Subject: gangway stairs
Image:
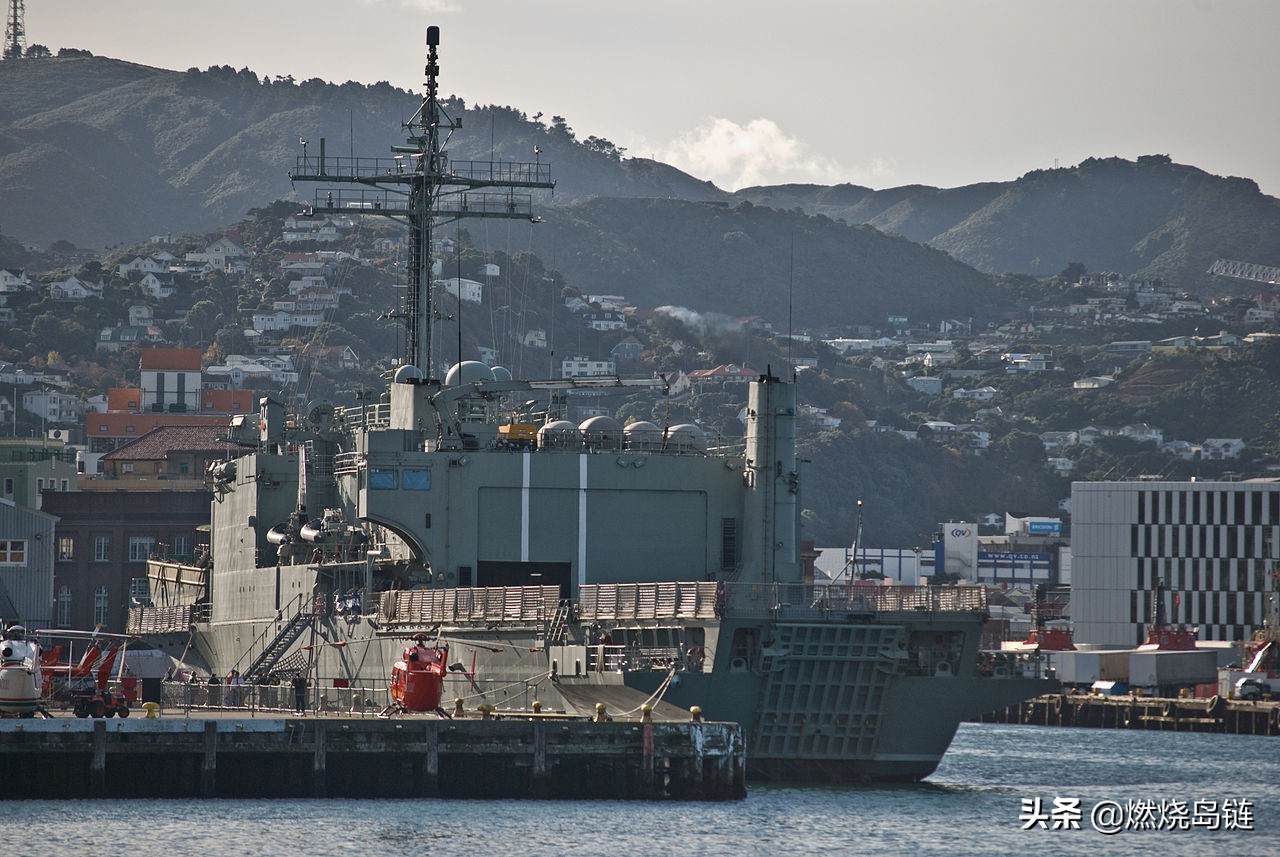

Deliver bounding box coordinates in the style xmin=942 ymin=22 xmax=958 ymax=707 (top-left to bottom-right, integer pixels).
xmin=243 ymin=608 xmax=314 ymax=683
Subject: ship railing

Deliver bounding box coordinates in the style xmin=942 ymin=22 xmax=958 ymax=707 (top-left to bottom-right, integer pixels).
xmin=577 ymin=582 xmax=720 ymax=622
xmin=336 ymin=402 xmax=393 ymax=433
xmin=127 ymin=603 xmax=208 ymax=635
xmin=158 ymin=680 xmax=392 ymax=717
xmin=720 ymin=582 xmax=989 ymax=619
xmin=378 ymin=585 xmax=561 ymax=626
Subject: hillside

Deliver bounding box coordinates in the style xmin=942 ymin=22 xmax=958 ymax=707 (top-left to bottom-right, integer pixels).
xmin=541 ymin=197 xmax=997 ymax=328
xmin=0 ymin=55 xmax=725 ymax=249
xmin=735 ymin=156 xmax=1280 ymax=293
xmin=5 ymin=54 xmax=1280 ymax=301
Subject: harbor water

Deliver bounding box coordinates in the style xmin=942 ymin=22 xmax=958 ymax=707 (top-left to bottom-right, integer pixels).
xmin=2 ymin=723 xmax=1274 ymax=856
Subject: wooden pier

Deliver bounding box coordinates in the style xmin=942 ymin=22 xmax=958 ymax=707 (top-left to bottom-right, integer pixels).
xmin=981 ymin=692 xmax=1280 ymax=736
xmin=0 ymin=714 xmax=745 ymax=800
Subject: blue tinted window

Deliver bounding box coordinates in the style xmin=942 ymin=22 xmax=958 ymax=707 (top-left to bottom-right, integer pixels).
xmin=369 ymin=469 xmax=398 ymax=489
xmin=403 ymin=469 xmax=431 ymax=491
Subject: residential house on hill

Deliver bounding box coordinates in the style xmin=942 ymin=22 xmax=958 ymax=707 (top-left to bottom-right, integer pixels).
xmin=0 ymin=268 xmax=31 ymax=292
xmin=137 ymin=272 xmax=175 ymax=299
xmin=185 ymin=235 xmax=252 ymax=274
xmin=299 ymin=344 xmax=360 ymax=373
xmin=116 ymin=256 xmax=168 ymax=277
xmin=22 ymin=386 xmax=82 ymax=424
xmin=560 ymin=356 xmax=616 ymax=378
xmin=610 ymin=336 xmax=643 ymax=362
xmin=49 ymin=275 xmax=103 ymax=301
xmin=436 ymin=277 xmax=483 ymax=303
xmin=687 ymin=364 xmax=761 ymax=388
xmin=1201 ymin=438 xmax=1245 ymax=460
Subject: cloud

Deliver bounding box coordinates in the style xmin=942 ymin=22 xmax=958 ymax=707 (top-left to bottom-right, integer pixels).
xmin=365 ymin=0 xmax=461 ymax=11
xmin=654 ymin=117 xmax=852 ymax=191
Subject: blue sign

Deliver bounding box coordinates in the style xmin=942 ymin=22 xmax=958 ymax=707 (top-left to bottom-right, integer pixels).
xmin=1026 ymin=520 xmax=1062 ymax=535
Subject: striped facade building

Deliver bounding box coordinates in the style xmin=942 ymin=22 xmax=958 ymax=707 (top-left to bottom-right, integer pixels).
xmin=1072 ymin=480 xmax=1280 ymax=646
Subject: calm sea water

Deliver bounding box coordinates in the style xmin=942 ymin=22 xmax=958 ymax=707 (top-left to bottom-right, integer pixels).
xmin=1 ymin=723 xmax=1274 ymax=857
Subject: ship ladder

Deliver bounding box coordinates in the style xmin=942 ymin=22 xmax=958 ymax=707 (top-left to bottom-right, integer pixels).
xmin=243 ymin=609 xmax=315 ymax=684
xmin=544 ymin=600 xmax=571 ymax=646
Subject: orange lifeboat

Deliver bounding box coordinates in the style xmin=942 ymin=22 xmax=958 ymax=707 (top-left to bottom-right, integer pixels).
xmin=389 ymin=634 xmax=448 ymax=714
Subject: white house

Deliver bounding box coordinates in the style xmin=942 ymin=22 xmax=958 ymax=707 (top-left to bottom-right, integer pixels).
xmin=951 ymin=386 xmax=996 ymax=401
xmin=1120 ymin=423 xmax=1164 ymax=445
xmin=0 ymin=268 xmax=31 ymax=292
xmin=117 ymin=256 xmax=168 ymax=276
xmin=252 ymin=310 xmax=325 ymax=332
xmin=49 ymin=275 xmax=103 ymax=301
xmin=1201 ymin=438 xmax=1245 ymax=460
xmin=560 ymin=356 xmax=616 ymax=378
xmin=905 ymin=376 xmax=943 ymax=395
xmin=436 ymin=277 xmax=483 ymax=303
xmin=1045 ymin=457 xmax=1074 ymax=477
xmin=22 ymin=387 xmax=82 ymax=423
xmin=138 ymin=272 xmax=175 ymax=299
xmin=185 ymin=236 xmax=251 ymax=270
xmin=127 ymin=305 xmax=155 ymax=327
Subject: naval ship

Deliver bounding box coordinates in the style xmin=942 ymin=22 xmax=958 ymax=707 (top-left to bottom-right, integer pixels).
xmin=129 ymin=26 xmax=1053 ymax=782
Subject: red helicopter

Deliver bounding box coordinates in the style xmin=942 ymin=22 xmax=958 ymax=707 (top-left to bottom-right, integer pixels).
xmin=387 ymin=633 xmax=449 ymax=716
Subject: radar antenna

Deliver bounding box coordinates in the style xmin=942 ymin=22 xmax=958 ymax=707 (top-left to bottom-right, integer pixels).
xmin=289 ymin=25 xmax=554 ymax=377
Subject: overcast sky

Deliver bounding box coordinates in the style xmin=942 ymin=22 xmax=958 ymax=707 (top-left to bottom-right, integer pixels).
xmin=26 ymin=0 xmax=1280 ymax=197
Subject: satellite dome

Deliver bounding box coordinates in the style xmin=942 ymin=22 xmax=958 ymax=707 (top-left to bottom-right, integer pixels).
xmin=445 ymin=360 xmax=496 ymax=386
xmin=666 ymin=423 xmax=707 ymax=453
xmin=579 ymin=416 xmax=623 ymax=451
xmin=537 ymin=420 xmax=581 ymax=450
xmin=490 ymin=366 xmax=513 ymax=381
xmin=623 ymin=420 xmax=663 ymax=451
xmin=393 ymin=364 xmax=424 ymax=384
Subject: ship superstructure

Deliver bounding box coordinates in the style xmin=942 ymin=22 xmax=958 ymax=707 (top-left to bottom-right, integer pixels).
xmin=129 ymin=27 xmax=1053 ymax=781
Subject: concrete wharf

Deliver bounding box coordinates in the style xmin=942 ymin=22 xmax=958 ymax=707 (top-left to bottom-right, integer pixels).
xmin=0 ymin=711 xmax=745 ymax=800
xmin=980 ymin=692 xmax=1280 ymax=736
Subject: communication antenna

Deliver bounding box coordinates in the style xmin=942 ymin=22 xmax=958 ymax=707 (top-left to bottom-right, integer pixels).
xmin=289 ymin=25 xmax=554 ymax=376
xmin=3 ymin=0 xmax=25 ymax=60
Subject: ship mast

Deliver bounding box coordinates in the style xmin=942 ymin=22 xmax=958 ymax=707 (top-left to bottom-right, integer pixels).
xmin=290 ymin=25 xmax=554 ymax=377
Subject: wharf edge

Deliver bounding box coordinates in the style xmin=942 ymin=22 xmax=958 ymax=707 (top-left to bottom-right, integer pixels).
xmin=0 ymin=715 xmax=745 ymax=800
xmin=981 ymin=692 xmax=1280 ymax=736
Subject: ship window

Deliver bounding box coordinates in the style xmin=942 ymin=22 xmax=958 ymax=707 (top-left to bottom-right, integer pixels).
xmin=402 ymin=469 xmax=431 ymax=490
xmin=369 ymin=468 xmax=398 ymax=489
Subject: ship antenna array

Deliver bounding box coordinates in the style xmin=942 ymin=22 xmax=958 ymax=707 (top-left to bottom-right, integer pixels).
xmin=289 ymin=25 xmax=555 ymax=377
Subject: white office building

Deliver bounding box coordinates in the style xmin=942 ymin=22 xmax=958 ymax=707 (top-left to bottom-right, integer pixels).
xmin=1072 ymin=480 xmax=1280 ymax=647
